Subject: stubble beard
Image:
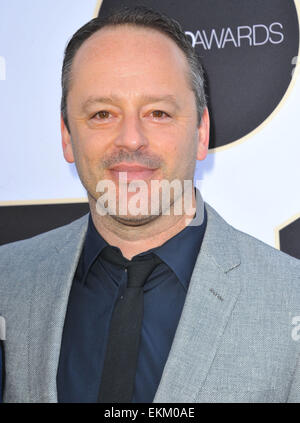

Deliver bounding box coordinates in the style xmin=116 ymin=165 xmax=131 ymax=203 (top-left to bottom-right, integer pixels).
xmin=87 ymin=184 xmax=179 ymax=227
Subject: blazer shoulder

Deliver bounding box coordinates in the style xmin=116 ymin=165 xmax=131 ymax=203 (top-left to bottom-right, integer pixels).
xmin=0 ymin=213 xmax=89 ymax=268
xmin=205 ymin=202 xmax=300 ymax=278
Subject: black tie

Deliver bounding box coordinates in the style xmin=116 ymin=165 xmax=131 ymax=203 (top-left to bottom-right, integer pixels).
xmin=97 ymin=246 xmax=161 ymax=403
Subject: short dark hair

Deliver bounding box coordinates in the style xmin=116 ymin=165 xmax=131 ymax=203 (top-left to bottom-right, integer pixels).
xmin=61 ymin=6 xmax=207 ymax=132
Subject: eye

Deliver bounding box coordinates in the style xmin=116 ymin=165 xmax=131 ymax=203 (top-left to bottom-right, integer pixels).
xmin=151 ymin=110 xmax=170 ymax=119
xmin=92 ymin=111 xmax=111 ymax=120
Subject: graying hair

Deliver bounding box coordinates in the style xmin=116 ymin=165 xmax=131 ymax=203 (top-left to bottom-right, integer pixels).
xmin=61 ymin=6 xmax=207 ymax=132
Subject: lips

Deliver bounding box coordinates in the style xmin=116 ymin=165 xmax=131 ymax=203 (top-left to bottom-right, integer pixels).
xmin=108 ymin=163 xmax=158 ymax=182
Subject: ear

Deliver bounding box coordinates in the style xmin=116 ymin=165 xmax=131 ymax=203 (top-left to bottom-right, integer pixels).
xmin=196 ymin=107 xmax=210 ymax=161
xmin=61 ymin=114 xmax=75 ymax=163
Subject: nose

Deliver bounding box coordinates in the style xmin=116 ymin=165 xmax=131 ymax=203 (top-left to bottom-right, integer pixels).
xmin=114 ymin=113 xmax=148 ymax=151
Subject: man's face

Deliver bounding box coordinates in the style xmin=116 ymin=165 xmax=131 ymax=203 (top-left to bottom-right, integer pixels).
xmin=62 ymin=25 xmax=209 ymax=225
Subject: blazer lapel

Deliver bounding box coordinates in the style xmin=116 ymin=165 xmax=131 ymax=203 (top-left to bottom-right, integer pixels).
xmin=153 ymin=204 xmax=241 ymax=402
xmin=28 ymin=215 xmax=89 ymax=402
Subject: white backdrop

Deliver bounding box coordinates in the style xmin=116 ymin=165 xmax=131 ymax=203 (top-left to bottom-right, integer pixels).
xmin=0 ymin=0 xmax=299 ymax=250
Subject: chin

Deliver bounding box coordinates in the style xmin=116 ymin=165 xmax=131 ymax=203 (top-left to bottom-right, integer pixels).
xmin=111 ymin=213 xmax=159 ymax=227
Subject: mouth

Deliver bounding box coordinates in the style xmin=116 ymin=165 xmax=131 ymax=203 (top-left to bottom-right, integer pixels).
xmin=108 ymin=163 xmax=159 ymax=182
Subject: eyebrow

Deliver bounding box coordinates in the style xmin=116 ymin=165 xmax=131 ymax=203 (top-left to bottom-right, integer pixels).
xmin=81 ymin=94 xmax=180 ymax=111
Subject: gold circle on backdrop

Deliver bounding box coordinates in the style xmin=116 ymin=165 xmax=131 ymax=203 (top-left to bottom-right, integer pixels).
xmin=93 ymin=0 xmax=103 ymax=18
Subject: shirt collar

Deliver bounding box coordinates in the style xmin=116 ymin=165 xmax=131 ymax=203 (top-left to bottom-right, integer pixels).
xmin=80 ymin=214 xmax=108 ymax=284
xmin=81 ymin=188 xmax=206 ymax=290
xmin=140 ymin=188 xmax=206 ymax=290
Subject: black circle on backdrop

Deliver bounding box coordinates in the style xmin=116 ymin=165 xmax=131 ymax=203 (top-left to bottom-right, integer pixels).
xmin=278 ymin=217 xmax=300 ymax=260
xmin=98 ymin=0 xmax=299 ymax=149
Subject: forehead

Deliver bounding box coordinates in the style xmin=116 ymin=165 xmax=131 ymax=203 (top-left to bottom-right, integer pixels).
xmin=70 ymin=25 xmax=191 ymax=94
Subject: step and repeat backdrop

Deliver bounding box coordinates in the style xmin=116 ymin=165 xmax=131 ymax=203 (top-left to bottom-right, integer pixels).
xmin=0 ymin=0 xmax=299 ymax=258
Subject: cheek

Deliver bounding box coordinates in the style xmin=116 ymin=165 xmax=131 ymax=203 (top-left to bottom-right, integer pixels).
xmin=166 ymin=130 xmax=198 ymax=175
xmin=72 ymin=131 xmax=108 ymax=165
xmin=151 ymin=125 xmax=182 ymax=152
xmin=160 ymin=127 xmax=196 ymax=160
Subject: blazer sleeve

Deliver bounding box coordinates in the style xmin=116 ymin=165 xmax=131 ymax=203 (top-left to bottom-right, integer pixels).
xmin=287 ymin=351 xmax=300 ymax=402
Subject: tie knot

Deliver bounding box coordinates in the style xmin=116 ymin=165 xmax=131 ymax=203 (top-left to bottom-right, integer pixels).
xmin=126 ymin=254 xmax=161 ymax=288
xmin=100 ymin=245 xmax=128 ymax=268
xmin=100 ymin=246 xmax=161 ymax=288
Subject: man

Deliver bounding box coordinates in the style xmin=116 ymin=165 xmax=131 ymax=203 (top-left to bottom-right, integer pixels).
xmin=1 ymin=7 xmax=300 ymax=403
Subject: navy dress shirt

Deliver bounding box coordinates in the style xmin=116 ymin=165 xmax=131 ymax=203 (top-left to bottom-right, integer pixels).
xmin=57 ymin=205 xmax=207 ymax=403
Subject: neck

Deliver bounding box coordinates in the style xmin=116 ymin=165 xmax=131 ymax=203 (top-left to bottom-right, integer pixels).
xmin=88 ymin=189 xmax=201 ymax=260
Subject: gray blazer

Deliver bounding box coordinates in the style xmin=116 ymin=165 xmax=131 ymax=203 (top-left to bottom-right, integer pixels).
xmin=1 ymin=202 xmax=300 ymax=403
